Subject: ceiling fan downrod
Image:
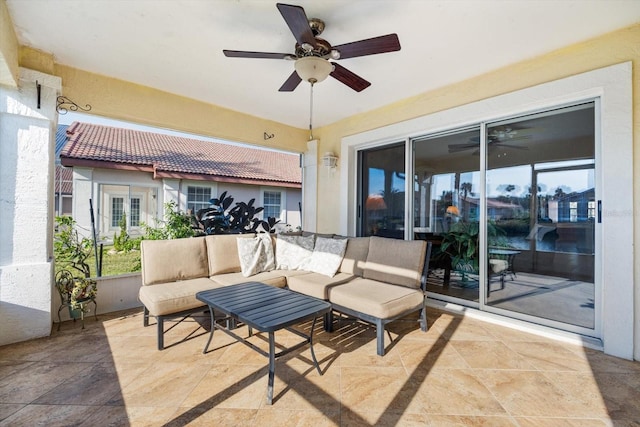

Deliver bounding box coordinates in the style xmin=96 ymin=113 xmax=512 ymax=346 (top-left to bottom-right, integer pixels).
xmin=308 ymin=80 xmax=315 ymax=141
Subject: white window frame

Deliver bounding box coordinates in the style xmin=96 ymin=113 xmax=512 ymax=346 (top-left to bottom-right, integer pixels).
xmin=186 ymin=184 xmax=214 ymax=214
xmin=339 ymin=62 xmax=633 ymax=360
xmin=260 ymin=187 xmax=286 ymax=222
xmin=110 ymin=196 xmax=125 ymax=228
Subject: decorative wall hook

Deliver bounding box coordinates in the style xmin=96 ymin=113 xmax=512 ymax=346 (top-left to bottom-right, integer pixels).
xmin=56 ymin=96 xmax=92 ymax=115
xmin=264 ymin=132 xmax=275 ymax=140
xmin=36 ymin=80 xmax=42 ymax=109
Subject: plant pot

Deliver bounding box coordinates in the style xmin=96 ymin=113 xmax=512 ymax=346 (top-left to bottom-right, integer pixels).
xmin=68 ymin=306 xmax=83 ymax=319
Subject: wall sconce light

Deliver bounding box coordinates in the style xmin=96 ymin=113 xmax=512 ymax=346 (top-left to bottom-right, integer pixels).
xmin=322 ymin=151 xmax=338 ymax=170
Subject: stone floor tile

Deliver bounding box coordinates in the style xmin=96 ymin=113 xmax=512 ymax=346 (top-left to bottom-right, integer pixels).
xmin=413 ymin=368 xmax=507 ymax=416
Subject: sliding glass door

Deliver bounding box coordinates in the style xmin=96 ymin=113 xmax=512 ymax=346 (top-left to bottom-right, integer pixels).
xmin=357 ymin=101 xmax=598 ymax=334
xmin=485 ymin=103 xmax=596 ymax=330
xmin=413 ymin=128 xmax=481 ymax=302
xmin=359 ymin=143 xmax=406 ymax=239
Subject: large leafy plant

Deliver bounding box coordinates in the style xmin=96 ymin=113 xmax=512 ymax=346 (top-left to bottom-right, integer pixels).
xmin=194 ymin=191 xmax=279 ymax=235
xmin=440 ymin=221 xmax=506 ymax=273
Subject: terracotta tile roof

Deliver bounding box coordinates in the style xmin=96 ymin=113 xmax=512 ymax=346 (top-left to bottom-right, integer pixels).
xmin=54 ymin=165 xmax=73 ymax=194
xmin=60 ymin=122 xmax=301 ymax=187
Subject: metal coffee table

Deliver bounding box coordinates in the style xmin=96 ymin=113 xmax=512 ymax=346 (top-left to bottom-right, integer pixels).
xmin=196 ymin=282 xmax=331 ymax=404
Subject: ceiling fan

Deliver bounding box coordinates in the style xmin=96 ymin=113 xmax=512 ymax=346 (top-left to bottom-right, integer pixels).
xmin=222 ymin=3 xmax=401 ymax=92
xmin=448 ymin=127 xmax=531 ymax=154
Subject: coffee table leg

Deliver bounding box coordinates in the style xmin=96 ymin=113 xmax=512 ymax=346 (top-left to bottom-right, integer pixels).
xmin=308 ymin=316 xmax=322 ymax=375
xmin=202 ymin=306 xmax=215 ymax=354
xmin=267 ymin=332 xmax=276 ymax=405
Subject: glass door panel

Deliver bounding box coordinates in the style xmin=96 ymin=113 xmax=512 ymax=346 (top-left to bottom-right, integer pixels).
xmin=413 ymin=128 xmax=481 ymax=302
xmin=485 ymin=103 xmax=596 ymax=330
xmin=359 ymin=143 xmax=406 ymax=239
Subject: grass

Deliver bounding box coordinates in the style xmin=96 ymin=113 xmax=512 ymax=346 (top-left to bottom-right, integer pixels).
xmin=87 ymin=246 xmax=141 ymax=277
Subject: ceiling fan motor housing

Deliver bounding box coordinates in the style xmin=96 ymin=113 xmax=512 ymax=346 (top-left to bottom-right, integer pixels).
xmin=296 ymin=37 xmax=333 ymax=58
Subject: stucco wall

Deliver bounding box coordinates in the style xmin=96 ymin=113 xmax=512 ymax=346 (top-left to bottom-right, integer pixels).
xmin=0 ymin=68 xmax=60 ymax=345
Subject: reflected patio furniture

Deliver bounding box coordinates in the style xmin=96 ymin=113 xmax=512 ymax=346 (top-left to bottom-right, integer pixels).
xmin=488 ymin=248 xmax=520 ymax=280
xmin=414 ymin=232 xmax=451 ymax=286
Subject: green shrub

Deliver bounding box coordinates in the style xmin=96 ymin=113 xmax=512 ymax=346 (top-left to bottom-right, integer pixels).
xmin=142 ymin=201 xmax=195 ymax=240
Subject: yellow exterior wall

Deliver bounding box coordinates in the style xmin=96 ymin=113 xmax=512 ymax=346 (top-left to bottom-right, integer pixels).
xmin=0 ymin=0 xmax=19 ymax=86
xmin=52 ymin=64 xmax=310 ymax=152
xmin=315 ymin=23 xmax=639 ymax=234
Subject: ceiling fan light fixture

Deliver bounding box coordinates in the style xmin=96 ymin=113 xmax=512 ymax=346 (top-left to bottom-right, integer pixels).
xmin=294 ymin=56 xmax=333 ymax=83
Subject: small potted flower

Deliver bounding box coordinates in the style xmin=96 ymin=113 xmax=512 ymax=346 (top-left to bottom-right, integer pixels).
xmin=54 ymin=216 xmax=98 ymax=328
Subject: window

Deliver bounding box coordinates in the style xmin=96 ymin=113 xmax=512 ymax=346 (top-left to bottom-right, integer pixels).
xmin=101 ymin=184 xmax=156 ymax=233
xmin=588 ymin=200 xmax=596 ymax=220
xmin=262 ymin=191 xmax=282 ymax=219
xmin=569 ymin=201 xmax=578 ymax=222
xmin=111 ymin=197 xmax=124 ymax=227
xmin=187 ymin=186 xmax=211 ymax=213
xmin=130 ymin=197 xmax=141 ymax=227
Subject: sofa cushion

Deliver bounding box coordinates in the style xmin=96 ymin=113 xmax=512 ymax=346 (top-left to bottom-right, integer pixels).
xmin=287 ymin=272 xmax=355 ymax=300
xmin=205 ymin=234 xmax=255 ymax=276
xmin=363 ymin=237 xmax=427 ymax=289
xmin=338 ymin=237 xmax=370 ymax=276
xmin=328 ymin=277 xmax=425 ymax=319
xmin=138 ymin=277 xmax=221 ymax=316
xmin=489 ymin=259 xmax=509 ymax=273
xmin=141 ymin=237 xmax=209 ymax=286
xmin=210 ymin=269 xmax=309 ymax=288
xmin=275 ymin=234 xmax=315 ymax=270
xmin=306 ymin=236 xmax=348 ymax=277
xmin=237 ymin=234 xmax=275 ymax=277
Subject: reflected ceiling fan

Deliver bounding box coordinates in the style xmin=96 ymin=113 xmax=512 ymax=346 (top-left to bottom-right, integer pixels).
xmin=448 ymin=127 xmax=531 ymax=154
xmin=222 ymin=3 xmax=401 ymax=92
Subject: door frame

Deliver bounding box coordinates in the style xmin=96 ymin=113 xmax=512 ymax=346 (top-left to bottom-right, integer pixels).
xmin=339 ymin=62 xmax=632 ymax=359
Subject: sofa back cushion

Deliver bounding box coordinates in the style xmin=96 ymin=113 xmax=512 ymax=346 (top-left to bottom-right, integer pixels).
xmin=275 ymin=234 xmax=315 ymax=270
xmin=141 ymin=237 xmax=209 ymax=286
xmin=205 ymin=234 xmax=256 ymax=276
xmin=363 ymin=236 xmax=427 ymax=289
xmin=338 ymin=237 xmax=370 ymax=276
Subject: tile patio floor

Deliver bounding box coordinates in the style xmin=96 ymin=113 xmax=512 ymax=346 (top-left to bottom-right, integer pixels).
xmin=1 ymin=307 xmax=639 ymax=426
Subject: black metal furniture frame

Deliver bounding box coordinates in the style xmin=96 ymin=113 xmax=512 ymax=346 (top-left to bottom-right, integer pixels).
xmin=196 ymin=282 xmax=331 ymax=405
xmin=143 ymin=305 xmax=208 ymax=350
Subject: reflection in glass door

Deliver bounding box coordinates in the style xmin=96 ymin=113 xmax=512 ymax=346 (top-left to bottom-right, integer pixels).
xmin=413 ymin=127 xmax=481 ymax=303
xmin=485 ymin=103 xmax=596 ymax=330
xmin=359 ymin=143 xmax=406 ymax=239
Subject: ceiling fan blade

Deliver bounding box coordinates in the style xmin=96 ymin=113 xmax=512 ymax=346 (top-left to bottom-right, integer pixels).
xmin=278 ymin=71 xmax=302 ymax=92
xmin=448 ymin=143 xmax=479 ymax=153
xmin=223 ymin=50 xmax=294 ymax=60
xmin=333 ymin=34 xmax=401 ymax=59
xmin=276 ymin=3 xmax=317 ymax=48
xmin=491 ymin=143 xmax=530 ymax=150
xmin=330 ymin=63 xmax=371 ymax=92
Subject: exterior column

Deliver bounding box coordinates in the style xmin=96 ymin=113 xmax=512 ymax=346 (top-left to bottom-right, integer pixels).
xmin=302 ymin=140 xmax=318 ymax=232
xmin=0 ymin=68 xmax=61 ymax=345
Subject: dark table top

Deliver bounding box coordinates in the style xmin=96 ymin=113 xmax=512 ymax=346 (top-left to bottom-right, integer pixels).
xmin=196 ymin=282 xmax=331 ymax=333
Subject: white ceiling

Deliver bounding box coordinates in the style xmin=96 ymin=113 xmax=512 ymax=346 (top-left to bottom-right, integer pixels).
xmin=6 ymin=0 xmax=640 ymax=129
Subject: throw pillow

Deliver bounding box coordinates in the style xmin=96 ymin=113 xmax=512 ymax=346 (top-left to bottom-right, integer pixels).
xmin=275 ymin=234 xmax=315 ymax=270
xmin=306 ymin=236 xmax=348 ymax=277
xmin=237 ymin=234 xmax=275 ymax=277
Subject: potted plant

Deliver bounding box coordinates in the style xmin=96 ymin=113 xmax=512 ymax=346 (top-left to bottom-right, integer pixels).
xmin=54 ymin=216 xmax=98 ymax=326
xmin=440 ymin=220 xmax=506 ymax=278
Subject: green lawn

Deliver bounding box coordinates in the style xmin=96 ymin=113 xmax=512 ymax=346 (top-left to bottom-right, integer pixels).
xmin=87 ymin=246 xmax=141 ymax=277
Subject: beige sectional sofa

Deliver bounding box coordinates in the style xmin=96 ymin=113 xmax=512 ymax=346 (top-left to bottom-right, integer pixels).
xmin=139 ymin=233 xmax=432 ymax=355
